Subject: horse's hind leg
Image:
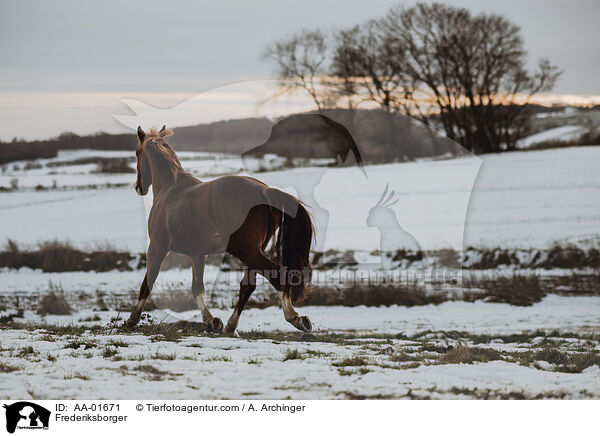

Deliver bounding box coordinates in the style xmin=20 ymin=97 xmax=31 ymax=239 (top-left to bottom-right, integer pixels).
xmin=234 ymin=249 xmax=311 ymax=332
xmin=191 ymin=255 xmax=222 ymax=332
xmin=126 ymin=240 xmax=168 ymax=327
xmin=224 ymin=268 xmax=257 ymax=335
xmin=278 ymin=290 xmax=312 ymax=332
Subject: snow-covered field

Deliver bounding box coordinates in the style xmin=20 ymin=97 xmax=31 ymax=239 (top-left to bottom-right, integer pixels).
xmin=516 ymin=125 xmax=589 ymax=149
xmin=5 ymin=327 xmax=597 ymax=400
xmin=1 ymin=145 xmax=599 ymax=399
xmin=7 ymin=294 xmax=600 ymax=336
xmin=1 ymin=146 xmax=599 ymax=251
xmin=1 ymin=295 xmax=600 ymax=399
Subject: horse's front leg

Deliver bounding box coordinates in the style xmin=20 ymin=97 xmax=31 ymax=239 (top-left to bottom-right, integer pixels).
xmin=191 ymin=255 xmax=222 ymax=332
xmin=126 ymin=239 xmax=168 ymax=327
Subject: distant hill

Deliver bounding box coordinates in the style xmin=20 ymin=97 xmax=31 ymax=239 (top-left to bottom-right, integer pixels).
xmin=7 ymin=105 xmax=586 ymax=165
xmin=170 ymin=117 xmax=274 ymax=153
xmin=0 ymin=119 xmax=275 ymax=165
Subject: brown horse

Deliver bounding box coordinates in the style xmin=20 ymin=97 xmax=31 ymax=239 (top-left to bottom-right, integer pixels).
xmin=126 ymin=125 xmax=314 ymax=334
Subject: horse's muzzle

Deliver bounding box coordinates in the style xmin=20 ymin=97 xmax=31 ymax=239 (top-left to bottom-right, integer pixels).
xmin=135 ymin=183 xmax=143 ymax=196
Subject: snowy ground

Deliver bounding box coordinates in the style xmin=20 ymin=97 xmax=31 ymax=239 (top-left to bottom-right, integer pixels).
xmin=1 ymin=146 xmax=599 ymax=399
xmin=1 ymin=295 xmax=600 ymax=399
xmin=516 ymin=125 xmax=588 ymax=149
xmin=5 ymin=294 xmax=600 ymax=336
xmin=1 ymin=146 xmax=599 ymax=251
xmin=0 ymin=263 xmax=595 ymax=316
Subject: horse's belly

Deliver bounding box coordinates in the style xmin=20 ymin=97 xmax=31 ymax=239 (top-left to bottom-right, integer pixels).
xmin=167 ymin=216 xmax=227 ymax=255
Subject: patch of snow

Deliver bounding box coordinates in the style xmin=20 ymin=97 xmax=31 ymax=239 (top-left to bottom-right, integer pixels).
xmin=0 ymin=329 xmax=597 ymax=399
xmin=2 ymin=146 xmax=599 ymax=251
xmin=516 ymin=125 xmax=587 ymax=149
xmin=5 ymin=294 xmax=600 ymax=337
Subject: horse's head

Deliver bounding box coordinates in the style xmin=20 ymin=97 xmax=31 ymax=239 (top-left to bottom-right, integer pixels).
xmin=135 ymin=126 xmax=151 ymax=195
xmin=367 ymin=184 xmax=399 ymax=227
xmin=135 ymin=125 xmax=173 ymax=195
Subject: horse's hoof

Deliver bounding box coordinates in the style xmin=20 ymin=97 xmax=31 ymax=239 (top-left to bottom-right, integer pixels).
xmin=124 ymin=318 xmax=137 ymax=329
xmin=225 ymin=330 xmax=240 ymax=338
xmin=210 ymin=317 xmax=223 ymax=333
xmin=299 ymin=316 xmax=312 ymax=332
xmin=223 ymin=323 xmax=238 ymax=336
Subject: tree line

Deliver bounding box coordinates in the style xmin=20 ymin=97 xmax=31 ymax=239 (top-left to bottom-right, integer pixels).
xmin=0 ymin=111 xmax=464 ymax=166
xmin=0 ymin=132 xmax=133 ymax=165
xmin=262 ymin=2 xmax=562 ymax=155
xmin=1 ymin=103 xmax=577 ymax=166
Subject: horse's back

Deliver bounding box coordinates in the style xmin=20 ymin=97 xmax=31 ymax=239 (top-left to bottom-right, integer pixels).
xmin=206 ymin=175 xmax=273 ymax=231
xmin=165 ymin=175 xmax=275 ymax=254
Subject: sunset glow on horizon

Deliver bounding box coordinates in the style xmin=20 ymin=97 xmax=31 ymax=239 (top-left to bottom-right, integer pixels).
xmin=2 ymin=86 xmax=600 ymax=142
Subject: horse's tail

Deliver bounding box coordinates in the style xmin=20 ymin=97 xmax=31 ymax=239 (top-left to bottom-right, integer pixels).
xmin=264 ymin=189 xmax=314 ymax=303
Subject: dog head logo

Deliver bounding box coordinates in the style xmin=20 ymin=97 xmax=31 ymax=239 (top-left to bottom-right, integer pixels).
xmin=3 ymin=402 xmax=50 ymax=434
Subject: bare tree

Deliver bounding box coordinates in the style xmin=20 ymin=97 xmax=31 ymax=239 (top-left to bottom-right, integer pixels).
xmin=261 ymin=29 xmax=329 ymax=111
xmin=263 ymin=2 xmax=561 ymax=155
xmin=330 ymin=21 xmax=414 ymax=159
xmin=324 ymin=29 xmax=363 ymax=130
xmin=383 ymin=2 xmax=561 ymax=152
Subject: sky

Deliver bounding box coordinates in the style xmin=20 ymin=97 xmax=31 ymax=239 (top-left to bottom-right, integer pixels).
xmin=1 ymin=0 xmax=599 ymax=140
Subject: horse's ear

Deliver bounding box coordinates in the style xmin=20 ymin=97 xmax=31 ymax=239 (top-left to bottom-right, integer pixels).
xmin=159 ymin=125 xmax=166 ymax=133
xmin=137 ymin=126 xmax=145 ymax=142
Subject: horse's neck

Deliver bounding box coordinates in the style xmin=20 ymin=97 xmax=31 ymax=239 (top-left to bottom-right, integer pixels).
xmin=147 ymin=147 xmax=180 ymax=195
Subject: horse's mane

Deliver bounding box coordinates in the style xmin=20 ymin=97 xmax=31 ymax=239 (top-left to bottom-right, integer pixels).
xmin=143 ymin=127 xmax=187 ymax=181
xmin=146 ymin=126 xmax=174 ymax=139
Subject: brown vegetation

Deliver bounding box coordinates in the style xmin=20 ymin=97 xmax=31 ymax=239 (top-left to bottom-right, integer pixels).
xmin=0 ymin=240 xmax=139 ymax=272
xmin=37 ymin=286 xmax=72 ymax=316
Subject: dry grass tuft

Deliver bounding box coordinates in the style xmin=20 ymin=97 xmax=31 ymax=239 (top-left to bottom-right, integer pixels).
xmin=439 ymin=344 xmax=474 ymax=364
xmin=438 ymin=344 xmax=503 ymax=365
xmin=333 ymin=356 xmax=369 ymax=367
xmin=37 ymin=285 xmax=71 ymax=316
xmin=282 ymin=349 xmax=303 ymax=361
xmin=0 ymin=361 xmax=21 ymax=373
